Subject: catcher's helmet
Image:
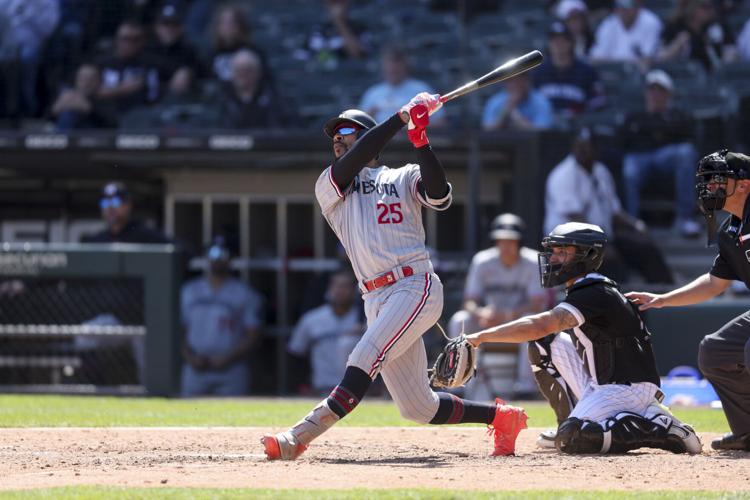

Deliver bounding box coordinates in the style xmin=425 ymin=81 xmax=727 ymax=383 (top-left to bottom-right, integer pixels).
xmin=538 ymin=222 xmax=607 ymax=288
xmin=696 ymin=149 xmax=750 ymax=214
xmin=324 ymin=109 xmax=377 ymax=138
xmin=489 ymin=213 xmax=525 ymax=241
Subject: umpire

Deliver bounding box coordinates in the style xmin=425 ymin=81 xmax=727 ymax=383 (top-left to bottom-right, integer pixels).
xmin=627 ymin=150 xmax=750 ymax=452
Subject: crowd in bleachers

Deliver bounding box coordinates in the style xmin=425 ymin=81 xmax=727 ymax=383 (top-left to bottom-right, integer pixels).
xmin=0 ymin=0 xmax=749 ymax=136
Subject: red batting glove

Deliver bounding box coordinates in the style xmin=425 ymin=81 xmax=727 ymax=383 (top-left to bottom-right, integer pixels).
xmin=407 ymin=104 xmax=429 ymax=148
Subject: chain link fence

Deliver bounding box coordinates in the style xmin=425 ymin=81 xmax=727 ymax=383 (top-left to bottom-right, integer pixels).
xmin=0 ymin=276 xmax=146 ymax=394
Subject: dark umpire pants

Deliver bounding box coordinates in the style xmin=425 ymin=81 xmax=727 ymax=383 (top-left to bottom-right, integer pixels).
xmin=698 ymin=309 xmax=750 ymax=436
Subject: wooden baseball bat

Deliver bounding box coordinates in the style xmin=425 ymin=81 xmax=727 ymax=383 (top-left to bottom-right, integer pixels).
xmin=440 ymin=50 xmax=544 ymax=103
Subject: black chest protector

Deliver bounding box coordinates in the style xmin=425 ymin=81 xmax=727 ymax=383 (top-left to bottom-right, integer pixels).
xmin=566 ymin=277 xmax=661 ymax=387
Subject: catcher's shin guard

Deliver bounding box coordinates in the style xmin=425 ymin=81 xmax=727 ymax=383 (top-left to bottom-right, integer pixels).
xmin=556 ymin=417 xmax=605 ymax=454
xmin=602 ymin=408 xmax=702 ymax=454
xmin=529 ymin=338 xmax=573 ymax=424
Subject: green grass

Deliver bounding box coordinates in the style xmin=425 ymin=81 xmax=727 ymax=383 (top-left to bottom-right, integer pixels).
xmin=0 ymin=395 xmax=731 ymax=432
xmin=1 ymin=488 xmax=748 ymax=500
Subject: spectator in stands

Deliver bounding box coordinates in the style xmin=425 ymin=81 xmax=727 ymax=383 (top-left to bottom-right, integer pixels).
xmin=621 ymin=69 xmax=700 ymax=238
xmin=358 ymin=45 xmax=441 ymax=124
xmin=50 ymin=63 xmax=116 ymax=130
xmin=659 ymin=0 xmax=737 ymax=72
xmin=181 ymin=238 xmax=262 ymax=396
xmin=535 ymin=21 xmax=605 ymax=119
xmin=554 ymin=0 xmax=594 ymax=60
xmin=0 ymin=0 xmax=60 ymax=117
xmin=447 ymin=214 xmax=547 ymax=398
xmin=82 ymin=182 xmax=170 ymax=243
xmin=738 ymin=17 xmax=750 ymax=61
xmin=288 ymin=270 xmax=364 ymax=396
xmin=294 ymin=0 xmax=371 ymax=70
xmin=589 ymin=0 xmax=662 ymax=70
xmin=482 ymin=72 xmax=554 ymax=131
xmin=97 ymin=20 xmax=164 ymax=114
xmin=545 ymin=128 xmax=674 ymax=283
xmin=148 ymin=1 xmax=204 ymax=92
xmin=215 ymin=49 xmax=288 ymax=129
xmin=209 ymin=4 xmax=269 ymax=86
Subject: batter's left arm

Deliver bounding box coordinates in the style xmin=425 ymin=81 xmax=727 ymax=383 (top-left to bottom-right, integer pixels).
xmin=416 ymin=145 xmax=451 ymax=206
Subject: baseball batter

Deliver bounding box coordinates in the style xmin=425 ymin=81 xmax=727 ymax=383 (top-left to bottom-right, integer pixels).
xmin=261 ymin=93 xmax=527 ymax=460
xmin=465 ymin=222 xmax=702 ymax=455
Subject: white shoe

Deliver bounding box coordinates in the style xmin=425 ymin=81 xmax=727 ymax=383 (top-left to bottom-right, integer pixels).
xmin=646 ymin=402 xmax=702 ymax=454
xmin=536 ymin=428 xmax=557 ymax=449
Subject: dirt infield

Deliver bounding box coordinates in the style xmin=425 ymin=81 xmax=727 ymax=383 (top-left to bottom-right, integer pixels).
xmin=1 ymin=427 xmax=748 ymax=491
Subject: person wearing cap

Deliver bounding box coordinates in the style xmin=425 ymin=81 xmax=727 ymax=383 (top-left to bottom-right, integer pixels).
xmin=545 ymin=128 xmax=674 ymax=283
xmin=534 ymin=21 xmax=604 ymax=119
xmin=482 ymin=71 xmax=554 ymax=131
xmin=147 ymin=1 xmax=205 ymax=96
xmin=621 ymin=69 xmax=700 ymax=238
xmin=589 ymin=0 xmax=662 ymax=68
xmin=627 ymin=150 xmax=750 ymax=452
xmin=82 ymin=182 xmax=170 ymax=243
xmin=447 ymin=214 xmax=547 ymax=398
xmin=358 ymin=45 xmax=442 ymax=124
xmin=180 ymin=237 xmax=263 ymax=396
xmin=553 ymin=0 xmax=594 ymax=60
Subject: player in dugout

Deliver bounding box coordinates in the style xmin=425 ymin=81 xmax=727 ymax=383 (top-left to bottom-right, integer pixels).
xmin=628 ymin=150 xmax=750 ymax=452
xmin=463 ymin=222 xmax=702 ymax=455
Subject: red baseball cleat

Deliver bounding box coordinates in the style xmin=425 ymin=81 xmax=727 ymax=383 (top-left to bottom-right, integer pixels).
xmin=487 ymin=398 xmax=528 ymax=456
xmin=261 ymin=433 xmax=308 ymax=461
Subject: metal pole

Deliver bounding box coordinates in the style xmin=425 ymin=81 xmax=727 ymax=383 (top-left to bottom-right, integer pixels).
xmin=458 ymin=0 xmax=481 ymax=256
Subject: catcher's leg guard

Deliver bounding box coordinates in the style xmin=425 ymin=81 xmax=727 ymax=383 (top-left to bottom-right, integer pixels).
xmin=529 ymin=338 xmax=573 ymax=425
xmin=602 ymin=409 xmax=701 ymax=454
xmin=556 ymin=417 xmax=605 ymax=454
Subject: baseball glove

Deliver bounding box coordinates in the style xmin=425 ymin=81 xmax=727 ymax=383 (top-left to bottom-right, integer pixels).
xmin=429 ymin=334 xmax=477 ymax=389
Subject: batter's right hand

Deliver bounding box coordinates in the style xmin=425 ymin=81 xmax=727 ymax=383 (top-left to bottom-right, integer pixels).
xmin=624 ymin=291 xmax=664 ymax=311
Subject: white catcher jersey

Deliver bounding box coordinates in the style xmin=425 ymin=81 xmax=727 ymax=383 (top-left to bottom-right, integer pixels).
xmin=315 ymin=163 xmax=451 ymax=282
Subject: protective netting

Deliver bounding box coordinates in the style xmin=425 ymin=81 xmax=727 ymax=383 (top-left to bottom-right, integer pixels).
xmin=0 ymin=277 xmax=146 ymax=393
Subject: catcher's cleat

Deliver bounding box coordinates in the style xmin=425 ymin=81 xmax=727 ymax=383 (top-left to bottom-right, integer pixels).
xmin=261 ymin=433 xmax=308 ymax=461
xmin=536 ymin=428 xmax=557 ymax=449
xmin=488 ymin=398 xmax=528 ymax=456
xmin=711 ymin=432 xmax=750 ymax=451
xmin=646 ymin=402 xmax=702 ymax=455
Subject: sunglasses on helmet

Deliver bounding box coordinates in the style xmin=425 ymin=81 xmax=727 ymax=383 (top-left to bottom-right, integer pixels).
xmin=334 ymin=125 xmax=359 ymax=136
xmin=100 ymin=196 xmax=124 ymax=210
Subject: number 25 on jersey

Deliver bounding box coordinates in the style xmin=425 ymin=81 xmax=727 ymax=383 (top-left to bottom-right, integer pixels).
xmin=377 ymin=202 xmax=403 ymax=224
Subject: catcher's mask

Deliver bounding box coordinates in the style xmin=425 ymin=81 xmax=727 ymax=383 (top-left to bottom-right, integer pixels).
xmin=538 ymin=222 xmax=607 ymax=288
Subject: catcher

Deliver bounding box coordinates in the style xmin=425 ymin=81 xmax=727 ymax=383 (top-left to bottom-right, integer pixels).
xmin=261 ymin=93 xmax=526 ymax=461
xmin=445 ymin=222 xmax=702 ymax=455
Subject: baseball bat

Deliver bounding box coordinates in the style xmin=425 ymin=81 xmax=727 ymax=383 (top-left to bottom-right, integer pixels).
xmin=439 ymin=50 xmax=544 ymax=103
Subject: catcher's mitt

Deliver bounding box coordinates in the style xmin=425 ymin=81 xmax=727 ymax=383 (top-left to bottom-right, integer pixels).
xmin=429 ymin=333 xmax=477 ymax=389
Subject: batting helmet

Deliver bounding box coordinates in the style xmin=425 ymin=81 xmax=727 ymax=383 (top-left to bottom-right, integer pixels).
xmin=324 ymin=109 xmax=377 ymax=138
xmin=489 ymin=213 xmax=525 ymax=241
xmin=538 ymin=222 xmax=607 ymax=288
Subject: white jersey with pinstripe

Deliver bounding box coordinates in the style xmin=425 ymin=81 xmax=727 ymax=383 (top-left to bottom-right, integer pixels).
xmin=314 ymin=162 xmax=451 ymax=423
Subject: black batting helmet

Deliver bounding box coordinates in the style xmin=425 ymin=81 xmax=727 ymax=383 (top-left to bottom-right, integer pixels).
xmin=538 ymin=222 xmax=607 ymax=288
xmin=324 ymin=109 xmax=377 ymax=138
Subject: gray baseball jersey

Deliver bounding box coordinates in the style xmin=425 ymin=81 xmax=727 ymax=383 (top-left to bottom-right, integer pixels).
xmin=315 ymin=164 xmax=450 ymax=283
xmin=315 ymin=162 xmax=452 ymax=423
xmin=181 ymin=277 xmax=262 ymax=357
xmin=463 ymin=246 xmax=545 ymax=310
xmin=288 ymin=304 xmax=362 ymax=392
